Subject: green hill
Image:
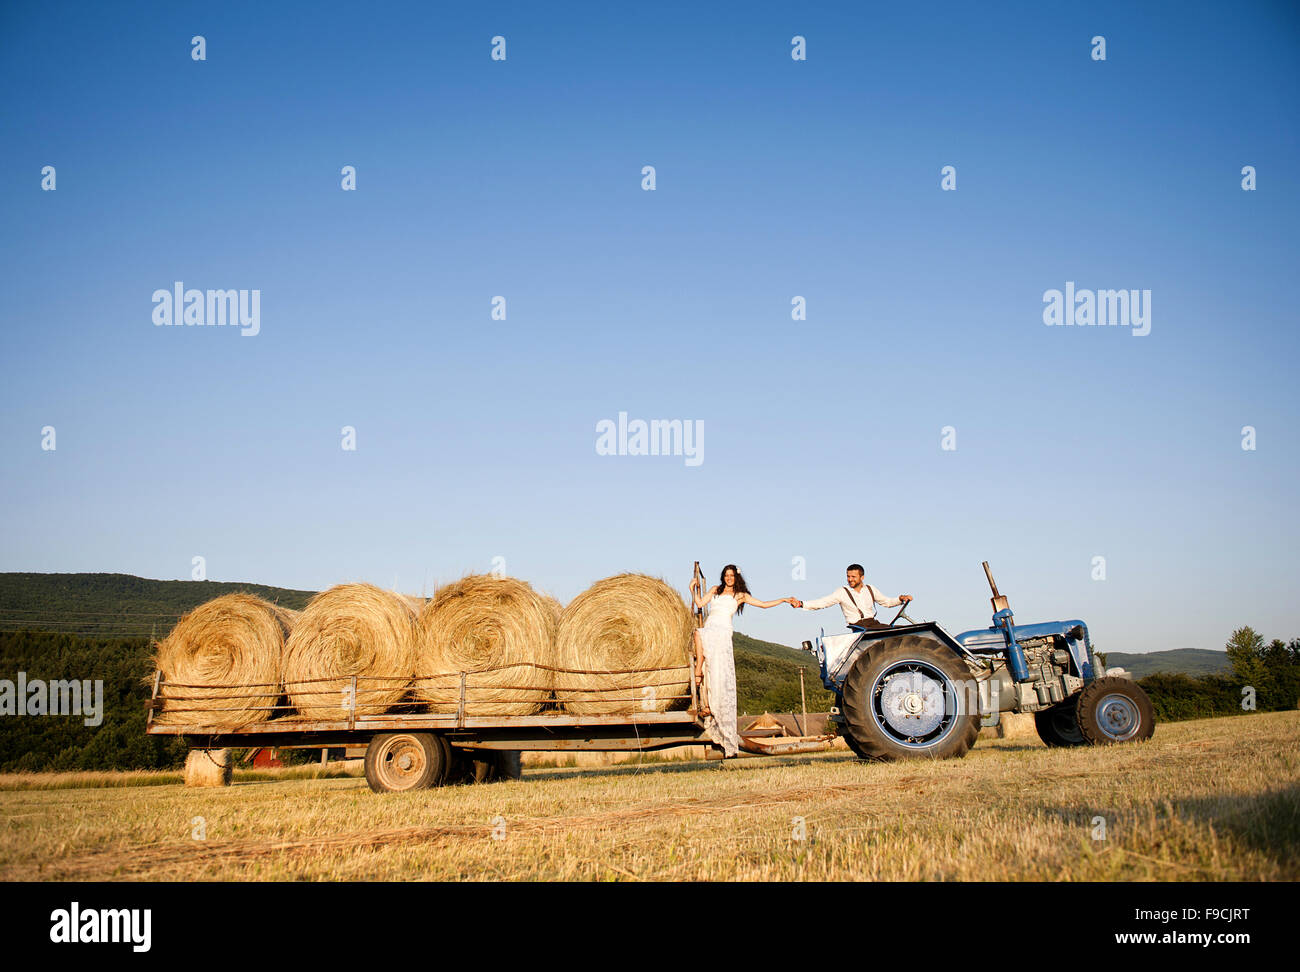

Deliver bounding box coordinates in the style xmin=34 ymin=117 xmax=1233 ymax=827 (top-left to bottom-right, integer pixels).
xmin=0 ymin=572 xmax=315 ymax=640
xmin=0 ymin=630 xmax=187 ymax=772
xmin=1102 ymin=648 xmax=1230 ymax=678
xmin=733 ymin=631 xmax=835 ymax=714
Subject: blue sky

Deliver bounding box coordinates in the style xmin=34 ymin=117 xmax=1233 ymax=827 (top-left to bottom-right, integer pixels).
xmin=2 ymin=1 xmax=1297 ymax=653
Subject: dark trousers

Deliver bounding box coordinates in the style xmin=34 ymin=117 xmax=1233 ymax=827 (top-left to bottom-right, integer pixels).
xmin=852 ymin=618 xmax=890 ymax=631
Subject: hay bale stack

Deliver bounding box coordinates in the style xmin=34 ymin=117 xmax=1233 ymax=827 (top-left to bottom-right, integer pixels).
xmin=415 ymin=574 xmax=558 ymax=715
xmin=184 ymin=748 xmax=232 ymax=787
xmin=282 ymin=584 xmax=417 ymax=720
xmin=554 ymin=573 xmax=693 ymax=715
xmin=153 ymin=593 xmax=296 ymax=727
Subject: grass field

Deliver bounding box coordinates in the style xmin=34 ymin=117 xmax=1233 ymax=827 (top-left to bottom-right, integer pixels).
xmin=1 ymin=711 xmax=1296 ymax=881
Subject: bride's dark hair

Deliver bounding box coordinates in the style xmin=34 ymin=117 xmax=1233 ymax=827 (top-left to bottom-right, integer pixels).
xmin=712 ymin=564 xmax=750 ymax=614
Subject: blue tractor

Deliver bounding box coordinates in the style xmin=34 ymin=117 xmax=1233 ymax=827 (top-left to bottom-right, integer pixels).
xmin=801 ymin=562 xmax=1156 ymax=760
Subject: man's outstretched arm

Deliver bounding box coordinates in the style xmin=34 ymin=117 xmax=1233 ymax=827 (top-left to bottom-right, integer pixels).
xmin=866 ymin=584 xmax=909 ymax=609
xmin=800 ymin=590 xmax=844 ymax=611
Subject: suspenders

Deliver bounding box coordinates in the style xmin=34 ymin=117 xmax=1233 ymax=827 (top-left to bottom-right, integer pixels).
xmin=843 ymin=586 xmax=869 ymax=622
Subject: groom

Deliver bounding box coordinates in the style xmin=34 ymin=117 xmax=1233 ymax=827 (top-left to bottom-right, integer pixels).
xmin=792 ymin=563 xmax=911 ymax=630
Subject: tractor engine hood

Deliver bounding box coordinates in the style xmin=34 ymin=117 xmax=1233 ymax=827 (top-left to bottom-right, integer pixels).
xmin=954 ymin=620 xmax=1097 ymax=679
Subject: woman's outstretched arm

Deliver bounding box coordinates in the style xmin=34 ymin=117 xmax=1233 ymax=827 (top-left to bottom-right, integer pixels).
xmin=690 ymin=579 xmax=717 ymax=610
xmin=738 ymin=593 xmax=798 ymax=609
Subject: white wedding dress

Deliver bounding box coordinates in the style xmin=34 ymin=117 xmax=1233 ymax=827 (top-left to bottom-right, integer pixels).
xmin=699 ymin=593 xmax=741 ymax=757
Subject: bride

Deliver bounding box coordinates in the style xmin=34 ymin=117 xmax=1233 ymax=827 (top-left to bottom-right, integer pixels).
xmin=689 ymin=564 xmax=799 ymax=758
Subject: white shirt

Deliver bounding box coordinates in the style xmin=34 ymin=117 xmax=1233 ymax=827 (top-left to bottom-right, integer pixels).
xmin=802 ymin=583 xmax=901 ymax=625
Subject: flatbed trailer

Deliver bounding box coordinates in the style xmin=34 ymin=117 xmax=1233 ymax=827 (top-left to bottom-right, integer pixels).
xmin=144 ymin=633 xmax=845 ymax=789
xmin=144 ymin=660 xmax=749 ymax=791
xmin=146 ymin=706 xmax=720 ymax=756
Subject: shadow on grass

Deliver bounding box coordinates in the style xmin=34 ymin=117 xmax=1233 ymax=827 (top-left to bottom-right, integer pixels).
xmin=1038 ymin=782 xmax=1300 ymax=868
xmin=522 ymin=750 xmax=864 ymax=782
xmin=524 ymin=760 xmax=724 ymax=782
xmin=973 ymin=743 xmax=1048 ymax=754
xmin=230 ymin=773 xmax=364 ymax=787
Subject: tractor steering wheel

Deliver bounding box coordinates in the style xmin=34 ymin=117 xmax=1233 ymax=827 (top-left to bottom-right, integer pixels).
xmin=889 ymin=599 xmax=916 ymax=627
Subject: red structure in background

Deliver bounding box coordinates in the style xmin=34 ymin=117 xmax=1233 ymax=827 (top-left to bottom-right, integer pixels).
xmin=248 ymin=748 xmax=283 ymax=768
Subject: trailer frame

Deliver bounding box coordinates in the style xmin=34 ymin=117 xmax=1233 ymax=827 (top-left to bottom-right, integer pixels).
xmin=145 ymin=659 xmax=724 ymax=758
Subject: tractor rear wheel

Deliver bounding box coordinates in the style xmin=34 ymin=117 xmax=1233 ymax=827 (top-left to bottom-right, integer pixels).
xmin=1035 ymin=698 xmax=1086 ymax=747
xmin=841 ymin=636 xmax=980 ymax=761
xmin=1076 ymin=677 xmax=1155 ymax=745
xmin=833 ymin=695 xmax=873 ymax=760
xmin=840 ymin=724 xmax=873 ymax=760
xmin=364 ymin=732 xmax=450 ymax=793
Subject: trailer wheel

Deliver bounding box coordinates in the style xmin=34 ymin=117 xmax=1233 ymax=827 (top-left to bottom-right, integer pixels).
xmin=445 ymin=748 xmax=521 ymax=784
xmin=495 ymin=750 xmax=522 ymax=780
xmin=841 ymin=635 xmax=980 ymax=761
xmin=1076 ymin=677 xmax=1155 ymax=745
xmin=365 ymin=732 xmax=449 ymax=793
xmin=467 ymin=750 xmax=522 ymax=782
xmin=444 ymin=747 xmax=495 ymax=784
xmin=1034 ymin=698 xmax=1086 ymax=747
xmin=468 ymin=755 xmax=497 ymax=783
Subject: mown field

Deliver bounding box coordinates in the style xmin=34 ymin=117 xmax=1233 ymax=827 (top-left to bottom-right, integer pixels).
xmin=1 ymin=711 xmax=1296 ymax=881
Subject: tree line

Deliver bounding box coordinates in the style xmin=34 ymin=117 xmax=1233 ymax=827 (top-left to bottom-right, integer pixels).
xmin=1131 ymin=627 xmax=1300 ymax=722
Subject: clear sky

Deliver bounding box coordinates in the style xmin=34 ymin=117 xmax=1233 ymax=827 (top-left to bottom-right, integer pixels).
xmin=2 ymin=1 xmax=1297 ymax=654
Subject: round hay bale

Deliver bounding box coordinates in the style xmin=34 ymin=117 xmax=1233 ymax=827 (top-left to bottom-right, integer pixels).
xmin=184 ymin=748 xmax=232 ymax=787
xmin=153 ymin=594 xmax=296 ymax=727
xmin=999 ymin=711 xmax=1039 ymax=740
xmin=554 ymin=573 xmax=693 ymax=715
xmin=542 ymin=595 xmax=564 ymax=625
xmin=282 ymin=584 xmax=417 ymax=720
xmin=415 ymin=574 xmax=557 ymax=716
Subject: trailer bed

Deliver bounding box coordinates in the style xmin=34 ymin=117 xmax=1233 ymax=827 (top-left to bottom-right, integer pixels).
xmin=146 ymin=707 xmax=715 ymax=752
xmin=145 ymin=659 xmax=720 ymax=754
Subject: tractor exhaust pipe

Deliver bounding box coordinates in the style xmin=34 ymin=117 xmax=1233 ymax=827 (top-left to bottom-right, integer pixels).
xmin=982 ymin=561 xmax=1013 ymax=624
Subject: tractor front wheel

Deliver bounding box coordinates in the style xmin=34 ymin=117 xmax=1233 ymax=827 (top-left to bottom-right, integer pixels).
xmin=841 ymin=636 xmax=980 ymax=761
xmin=1076 ymin=677 xmax=1155 ymax=745
xmin=1035 ymin=698 xmax=1086 ymax=747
